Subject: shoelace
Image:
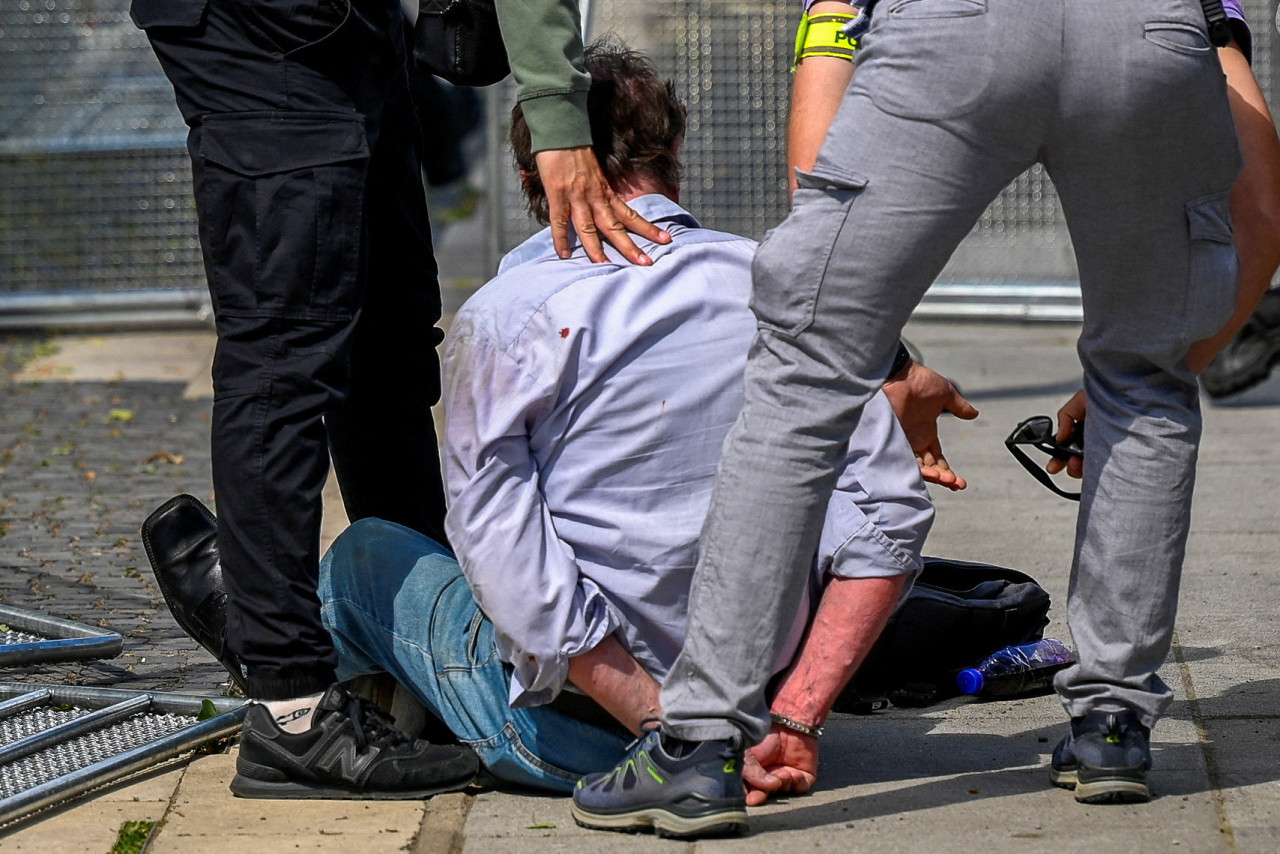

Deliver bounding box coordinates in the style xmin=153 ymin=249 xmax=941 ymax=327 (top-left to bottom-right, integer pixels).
xmin=1101 ymin=712 xmax=1137 ymax=736
xmin=617 ymin=718 xmax=663 ymax=754
xmin=341 ymin=692 xmax=414 ymax=752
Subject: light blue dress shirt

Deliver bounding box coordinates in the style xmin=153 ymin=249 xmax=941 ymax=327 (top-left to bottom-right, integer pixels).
xmin=442 ymin=194 xmax=932 ymax=708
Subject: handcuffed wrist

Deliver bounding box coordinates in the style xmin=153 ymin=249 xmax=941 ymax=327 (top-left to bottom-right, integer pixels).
xmin=770 ymin=712 xmax=824 ymax=738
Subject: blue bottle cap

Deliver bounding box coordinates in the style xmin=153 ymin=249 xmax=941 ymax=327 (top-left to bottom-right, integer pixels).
xmin=957 ymin=668 xmax=985 ymax=695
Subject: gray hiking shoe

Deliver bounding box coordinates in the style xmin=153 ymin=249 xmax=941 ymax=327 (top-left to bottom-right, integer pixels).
xmin=570 ymin=727 xmax=747 ymax=838
xmin=1049 ymin=709 xmax=1151 ymax=804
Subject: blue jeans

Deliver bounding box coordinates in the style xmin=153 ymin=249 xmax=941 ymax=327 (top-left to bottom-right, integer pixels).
xmin=318 ymin=518 xmax=631 ymax=791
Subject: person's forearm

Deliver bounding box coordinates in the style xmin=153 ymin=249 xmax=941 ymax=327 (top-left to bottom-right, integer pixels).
xmin=493 ymin=0 xmax=591 ymax=152
xmin=567 ymin=634 xmax=661 ymax=735
xmin=1187 ymin=40 xmax=1280 ymax=372
xmin=495 ymin=0 xmax=667 ymax=263
xmin=787 ymin=2 xmax=858 ymax=197
xmin=768 ymin=574 xmax=906 ymax=726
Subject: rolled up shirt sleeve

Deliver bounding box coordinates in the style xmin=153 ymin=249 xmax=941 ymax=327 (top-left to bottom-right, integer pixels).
xmin=443 ymin=316 xmax=621 ymax=708
xmin=816 ymin=393 xmax=934 ymax=588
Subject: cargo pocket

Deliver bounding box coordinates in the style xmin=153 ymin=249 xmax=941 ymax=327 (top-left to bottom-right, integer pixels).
xmin=751 ymin=163 xmax=868 ymax=337
xmin=858 ymin=0 xmax=993 ymax=121
xmin=194 ymin=112 xmax=369 ymax=320
xmin=130 ymin=0 xmax=208 ymax=28
xmin=1182 ymin=190 xmax=1238 ymax=341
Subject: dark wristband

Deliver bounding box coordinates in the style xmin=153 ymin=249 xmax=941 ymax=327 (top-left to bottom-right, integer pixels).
xmin=889 ymin=340 xmax=912 ymax=379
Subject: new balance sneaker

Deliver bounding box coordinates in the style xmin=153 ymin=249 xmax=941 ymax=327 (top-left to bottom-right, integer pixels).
xmin=230 ymin=684 xmax=478 ymax=799
xmin=571 ymin=728 xmax=747 ymax=838
xmin=1049 ymin=709 xmax=1152 ymax=804
xmin=1201 ymin=288 xmax=1280 ymax=397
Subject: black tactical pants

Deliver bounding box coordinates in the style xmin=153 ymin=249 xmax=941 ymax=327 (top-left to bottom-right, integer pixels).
xmin=134 ymin=0 xmax=449 ymax=699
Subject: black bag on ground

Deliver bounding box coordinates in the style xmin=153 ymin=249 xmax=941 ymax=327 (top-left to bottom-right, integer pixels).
xmin=413 ymin=0 xmax=510 ymax=87
xmin=832 ymin=556 xmax=1052 ymax=712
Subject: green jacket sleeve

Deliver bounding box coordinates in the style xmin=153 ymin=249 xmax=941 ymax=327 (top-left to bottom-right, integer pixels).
xmin=494 ymin=0 xmax=592 ymax=152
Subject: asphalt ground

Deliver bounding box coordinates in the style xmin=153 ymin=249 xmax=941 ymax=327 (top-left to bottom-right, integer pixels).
xmin=1 ymin=318 xmax=1278 ymax=853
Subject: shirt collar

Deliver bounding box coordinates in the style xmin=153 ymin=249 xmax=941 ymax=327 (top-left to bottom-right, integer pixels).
xmin=498 ymin=194 xmax=701 ymax=274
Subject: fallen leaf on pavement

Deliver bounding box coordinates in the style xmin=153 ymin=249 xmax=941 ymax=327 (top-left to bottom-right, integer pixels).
xmin=142 ymin=452 xmax=185 ymax=465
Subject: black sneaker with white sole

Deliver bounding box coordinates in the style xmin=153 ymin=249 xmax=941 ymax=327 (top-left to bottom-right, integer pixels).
xmin=231 ymin=684 xmax=478 ymax=799
xmin=1049 ymin=709 xmax=1151 ymax=804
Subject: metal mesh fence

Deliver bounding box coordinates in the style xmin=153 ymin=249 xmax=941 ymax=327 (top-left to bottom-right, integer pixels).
xmin=0 ymin=708 xmax=91 ymax=748
xmin=0 ymin=630 xmax=45 ymax=646
xmin=492 ymin=0 xmax=1280 ymax=286
xmin=0 ymin=709 xmax=195 ymax=799
xmin=1 ymin=0 xmax=1278 ymax=302
xmin=0 ymin=0 xmax=199 ymax=296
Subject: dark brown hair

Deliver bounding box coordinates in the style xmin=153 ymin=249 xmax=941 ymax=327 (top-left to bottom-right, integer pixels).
xmin=510 ymin=37 xmax=687 ymax=224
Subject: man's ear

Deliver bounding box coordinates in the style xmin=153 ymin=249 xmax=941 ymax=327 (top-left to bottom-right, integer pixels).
xmin=671 ymin=134 xmax=683 ymax=157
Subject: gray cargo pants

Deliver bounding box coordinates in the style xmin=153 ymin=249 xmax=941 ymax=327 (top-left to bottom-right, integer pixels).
xmin=661 ymin=0 xmax=1242 ymax=742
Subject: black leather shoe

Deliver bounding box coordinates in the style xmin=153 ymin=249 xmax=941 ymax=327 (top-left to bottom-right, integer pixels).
xmin=1201 ymin=288 xmax=1280 ymax=398
xmin=141 ymin=494 xmax=245 ymax=692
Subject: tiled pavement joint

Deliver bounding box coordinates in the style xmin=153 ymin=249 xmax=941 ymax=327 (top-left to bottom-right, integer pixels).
xmin=1174 ymin=630 xmax=1237 ymax=851
xmin=412 ymin=792 xmax=474 ymax=854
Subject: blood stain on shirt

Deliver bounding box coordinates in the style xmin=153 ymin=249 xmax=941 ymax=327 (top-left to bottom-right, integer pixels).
xmin=559 ymin=328 xmax=570 ymax=338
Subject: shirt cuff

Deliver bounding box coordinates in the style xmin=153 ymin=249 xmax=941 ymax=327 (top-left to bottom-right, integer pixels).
xmin=504 ymin=580 xmax=622 ymax=708
xmin=823 ymin=518 xmax=922 ymax=611
xmin=825 ymin=517 xmax=922 ymax=580
xmin=521 ymin=88 xmax=592 ymax=153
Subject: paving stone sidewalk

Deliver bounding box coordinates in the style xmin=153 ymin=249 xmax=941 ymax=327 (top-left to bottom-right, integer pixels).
xmin=0 ymin=332 xmax=228 ymax=697
xmin=1 ymin=321 xmax=1278 ymax=853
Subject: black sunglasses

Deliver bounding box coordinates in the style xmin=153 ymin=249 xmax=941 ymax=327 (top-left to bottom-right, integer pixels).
xmin=1004 ymin=416 xmax=1084 ymax=501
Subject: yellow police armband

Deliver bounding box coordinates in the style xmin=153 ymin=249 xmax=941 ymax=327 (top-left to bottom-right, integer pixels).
xmin=793 ymin=11 xmax=859 ymax=70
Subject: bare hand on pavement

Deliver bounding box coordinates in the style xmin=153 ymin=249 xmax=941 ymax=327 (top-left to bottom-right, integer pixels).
xmin=743 ymin=726 xmax=819 ymax=807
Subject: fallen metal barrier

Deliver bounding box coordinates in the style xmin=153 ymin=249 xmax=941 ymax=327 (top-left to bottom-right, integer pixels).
xmin=0 ymin=606 xmax=124 ymax=667
xmin=0 ymin=682 xmax=247 ymax=828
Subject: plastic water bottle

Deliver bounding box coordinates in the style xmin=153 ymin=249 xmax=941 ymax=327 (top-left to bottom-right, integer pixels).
xmin=956 ymin=639 xmax=1076 ymax=697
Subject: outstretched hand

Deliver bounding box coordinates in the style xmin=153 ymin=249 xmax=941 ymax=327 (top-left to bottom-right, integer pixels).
xmin=534 ymin=147 xmax=671 ymax=265
xmin=742 ymin=726 xmax=819 ymax=806
xmin=1046 ymin=389 xmax=1086 ymax=478
xmin=882 ymin=361 xmax=979 ymax=490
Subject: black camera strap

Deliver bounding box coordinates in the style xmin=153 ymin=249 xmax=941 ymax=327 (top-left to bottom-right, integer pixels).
xmin=1199 ymin=0 xmax=1234 ymax=47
